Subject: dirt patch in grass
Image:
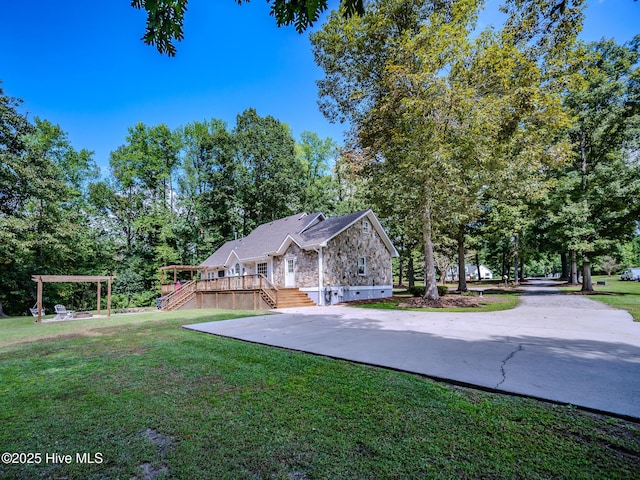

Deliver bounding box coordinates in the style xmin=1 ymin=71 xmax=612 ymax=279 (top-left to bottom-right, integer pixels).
xmin=399 ymin=295 xmax=505 ymax=308
xmin=132 ymin=428 xmax=174 ymax=480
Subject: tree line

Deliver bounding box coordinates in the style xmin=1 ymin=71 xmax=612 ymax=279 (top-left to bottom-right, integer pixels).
xmin=0 ymin=95 xmax=363 ymax=315
xmin=311 ymin=0 xmax=640 ymax=299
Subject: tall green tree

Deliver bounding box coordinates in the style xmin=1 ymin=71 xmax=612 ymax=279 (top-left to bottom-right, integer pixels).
xmin=313 ymin=0 xmax=483 ymax=300
xmin=296 ymin=131 xmax=339 ymax=213
xmin=178 ymin=118 xmax=237 ymax=260
xmin=1 ymin=86 xmax=103 ymax=313
xmin=234 ymin=108 xmax=303 ymax=232
xmin=554 ymin=38 xmax=640 ymax=291
xmin=95 ymin=122 xmax=182 ymax=301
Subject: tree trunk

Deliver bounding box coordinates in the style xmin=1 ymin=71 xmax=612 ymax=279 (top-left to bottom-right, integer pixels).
xmin=457 ymin=228 xmax=467 ymax=292
xmin=475 ymin=252 xmax=481 ymax=283
xmin=501 ymin=247 xmax=507 ymax=279
xmin=569 ymin=249 xmax=578 ymax=285
xmin=0 ymin=302 xmax=8 ymax=318
xmin=398 ymin=254 xmax=404 ymax=287
xmin=422 ymin=203 xmax=440 ymax=301
xmin=581 ymin=260 xmax=594 ymax=292
xmin=513 ymin=235 xmax=519 ymax=285
xmin=407 ymin=256 xmax=415 ymax=289
xmin=569 ymin=250 xmax=578 ymax=285
xmin=560 ymin=252 xmax=568 ymax=280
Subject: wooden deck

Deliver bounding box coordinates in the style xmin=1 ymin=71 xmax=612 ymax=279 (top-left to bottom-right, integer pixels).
xmin=158 ymin=274 xmax=314 ymax=311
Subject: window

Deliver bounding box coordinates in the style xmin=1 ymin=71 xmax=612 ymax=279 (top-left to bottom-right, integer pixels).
xmin=257 ymin=263 xmax=268 ymax=276
xmin=357 ymin=257 xmax=366 ymax=276
xmin=235 ymin=263 xmax=240 ymax=275
xmin=217 ymin=270 xmax=225 ymax=278
xmin=362 ymin=220 xmax=370 ymax=234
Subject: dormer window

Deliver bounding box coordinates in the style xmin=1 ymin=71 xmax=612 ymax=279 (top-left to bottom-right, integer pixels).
xmin=362 ymin=220 xmax=370 ymax=234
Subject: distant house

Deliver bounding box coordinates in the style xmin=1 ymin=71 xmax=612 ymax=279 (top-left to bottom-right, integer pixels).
xmin=159 ymin=210 xmax=398 ymax=310
xmin=446 ymin=264 xmax=493 ymax=281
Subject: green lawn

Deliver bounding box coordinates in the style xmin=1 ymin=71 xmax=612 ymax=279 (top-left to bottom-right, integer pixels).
xmin=561 ymin=275 xmax=640 ymax=321
xmin=1 ymin=309 xmax=638 ymax=479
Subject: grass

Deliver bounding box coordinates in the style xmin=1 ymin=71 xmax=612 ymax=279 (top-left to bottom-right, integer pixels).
xmin=560 ymin=275 xmax=640 ymax=321
xmin=0 ymin=308 xmax=262 ymax=349
xmin=1 ymin=309 xmax=639 ymax=479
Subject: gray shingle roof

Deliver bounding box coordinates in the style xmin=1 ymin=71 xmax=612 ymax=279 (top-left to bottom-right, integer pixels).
xmin=199 ymin=209 xmax=396 ymax=269
xmin=200 ymin=212 xmax=323 ymax=268
xmin=297 ymin=210 xmax=369 ymax=246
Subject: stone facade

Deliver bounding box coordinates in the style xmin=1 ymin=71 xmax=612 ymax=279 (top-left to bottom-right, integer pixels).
xmin=272 ymin=219 xmax=392 ymax=291
xmin=323 ymin=219 xmax=392 ymax=288
xmin=272 ymin=242 xmax=319 ymax=288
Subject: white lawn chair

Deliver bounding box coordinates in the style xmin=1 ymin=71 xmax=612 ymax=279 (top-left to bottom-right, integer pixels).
xmin=54 ymin=304 xmax=74 ymax=320
xmin=29 ymin=304 xmax=46 ymax=317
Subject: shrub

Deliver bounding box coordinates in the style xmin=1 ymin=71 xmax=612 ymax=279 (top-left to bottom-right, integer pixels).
xmin=409 ymin=285 xmax=448 ymax=297
xmin=131 ymin=290 xmax=158 ymax=307
xmin=408 ymin=286 xmax=425 ymax=297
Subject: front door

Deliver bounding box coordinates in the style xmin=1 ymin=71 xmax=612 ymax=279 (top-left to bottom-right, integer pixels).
xmin=285 ymin=258 xmax=296 ymax=287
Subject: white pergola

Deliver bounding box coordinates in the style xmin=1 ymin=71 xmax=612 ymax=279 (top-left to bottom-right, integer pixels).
xmin=31 ymin=275 xmax=115 ymax=323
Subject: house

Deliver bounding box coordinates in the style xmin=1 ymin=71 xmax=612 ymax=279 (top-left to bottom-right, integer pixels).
xmin=159 ymin=210 xmax=398 ymax=310
xmin=446 ymin=264 xmax=493 ymax=281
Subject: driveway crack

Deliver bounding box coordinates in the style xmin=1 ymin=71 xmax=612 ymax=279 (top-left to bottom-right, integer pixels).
xmin=496 ymin=344 xmax=523 ymax=389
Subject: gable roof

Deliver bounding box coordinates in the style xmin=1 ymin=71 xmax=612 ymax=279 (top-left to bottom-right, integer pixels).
xmin=199 ymin=209 xmax=398 ymax=269
xmin=200 ymin=212 xmax=322 ymax=268
xmin=296 ymin=210 xmax=367 ymax=246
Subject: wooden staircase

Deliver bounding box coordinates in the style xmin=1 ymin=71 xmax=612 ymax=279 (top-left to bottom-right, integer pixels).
xmin=260 ymin=289 xmax=277 ymax=309
xmin=160 ymin=280 xmax=196 ymax=311
xmin=164 ymin=291 xmax=196 ymax=311
xmin=276 ymin=288 xmax=316 ymax=308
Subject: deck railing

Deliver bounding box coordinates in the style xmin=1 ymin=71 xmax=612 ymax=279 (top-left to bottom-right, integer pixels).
xmin=158 ymin=280 xmax=196 ymax=310
xmin=159 ymin=274 xmax=278 ymax=310
xmin=195 ymin=274 xmax=273 ymax=291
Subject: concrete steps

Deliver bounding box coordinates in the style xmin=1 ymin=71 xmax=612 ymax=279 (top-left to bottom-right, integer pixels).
xmin=276 ymin=288 xmax=316 ymax=308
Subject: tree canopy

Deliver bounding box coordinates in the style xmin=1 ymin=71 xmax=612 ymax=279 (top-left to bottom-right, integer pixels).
xmin=131 ymin=0 xmax=365 ymax=55
xmin=132 ymin=0 xmax=595 ymax=56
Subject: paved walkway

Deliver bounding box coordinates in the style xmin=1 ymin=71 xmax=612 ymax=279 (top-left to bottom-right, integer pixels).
xmin=184 ymin=280 xmax=640 ymax=419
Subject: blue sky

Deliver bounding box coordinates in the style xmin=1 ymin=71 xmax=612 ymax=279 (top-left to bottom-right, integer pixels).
xmin=1 ymin=1 xmax=638 ymax=171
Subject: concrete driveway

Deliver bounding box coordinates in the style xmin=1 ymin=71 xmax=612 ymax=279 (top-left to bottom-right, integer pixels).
xmin=184 ymin=280 xmax=640 ymax=419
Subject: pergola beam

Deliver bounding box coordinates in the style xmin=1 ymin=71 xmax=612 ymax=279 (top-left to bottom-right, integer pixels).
xmin=31 ymin=275 xmax=115 ymax=323
xmin=30 ymin=275 xmax=115 ymax=283
xmin=159 ymin=265 xmax=205 ymax=284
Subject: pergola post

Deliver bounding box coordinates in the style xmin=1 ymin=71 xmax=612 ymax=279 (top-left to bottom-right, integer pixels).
xmin=31 ymin=275 xmax=115 ymax=322
xmin=97 ymin=281 xmax=101 ymax=315
xmin=107 ymin=277 xmax=112 ymax=318
xmin=36 ymin=276 xmax=43 ymax=323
